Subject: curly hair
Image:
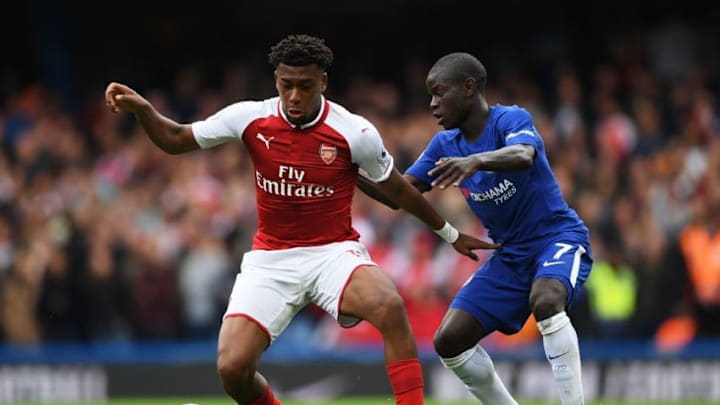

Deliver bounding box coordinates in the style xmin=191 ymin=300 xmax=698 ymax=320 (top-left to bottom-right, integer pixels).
xmin=268 ymin=34 xmax=334 ymax=70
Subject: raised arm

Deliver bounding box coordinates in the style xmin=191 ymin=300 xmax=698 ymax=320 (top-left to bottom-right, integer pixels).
xmin=105 ymin=82 xmax=200 ymax=155
xmin=429 ymin=144 xmax=536 ymax=189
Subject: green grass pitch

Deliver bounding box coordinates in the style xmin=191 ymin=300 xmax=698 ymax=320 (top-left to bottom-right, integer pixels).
xmin=11 ymin=398 xmax=717 ymax=405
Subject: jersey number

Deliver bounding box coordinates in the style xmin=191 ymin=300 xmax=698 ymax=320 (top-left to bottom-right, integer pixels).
xmin=552 ymin=242 xmax=587 ymax=286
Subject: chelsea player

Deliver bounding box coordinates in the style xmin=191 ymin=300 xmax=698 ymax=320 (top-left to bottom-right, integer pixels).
xmin=405 ymin=52 xmax=593 ymax=405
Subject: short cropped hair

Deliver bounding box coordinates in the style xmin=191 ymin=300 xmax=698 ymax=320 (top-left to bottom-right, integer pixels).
xmin=430 ymin=52 xmax=487 ymax=93
xmin=268 ymin=34 xmax=334 ymax=70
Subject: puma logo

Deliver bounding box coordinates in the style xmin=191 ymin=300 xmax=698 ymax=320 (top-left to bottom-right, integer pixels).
xmin=256 ymin=133 xmax=274 ymax=149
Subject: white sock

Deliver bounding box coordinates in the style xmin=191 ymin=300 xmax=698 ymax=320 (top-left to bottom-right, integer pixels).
xmin=537 ymin=311 xmax=584 ymax=405
xmin=440 ymin=345 xmax=518 ymax=405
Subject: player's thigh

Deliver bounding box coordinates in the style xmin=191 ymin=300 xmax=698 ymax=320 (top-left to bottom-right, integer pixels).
xmin=307 ymin=241 xmax=387 ymax=327
xmin=534 ymin=235 xmax=593 ymax=307
xmin=223 ymin=250 xmax=308 ymax=342
xmin=339 ymin=264 xmax=404 ymax=321
xmin=452 ymin=255 xmax=532 ymax=336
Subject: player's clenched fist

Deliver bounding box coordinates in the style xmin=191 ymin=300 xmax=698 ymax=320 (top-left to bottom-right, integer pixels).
xmin=104 ymin=82 xmax=149 ymax=114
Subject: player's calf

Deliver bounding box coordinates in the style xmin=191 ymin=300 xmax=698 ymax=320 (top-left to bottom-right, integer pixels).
xmin=216 ymin=317 xmax=271 ymax=404
xmin=217 ymin=352 xmax=262 ymax=403
xmin=537 ymin=311 xmax=585 ymax=405
xmin=439 ymin=345 xmax=518 ymax=405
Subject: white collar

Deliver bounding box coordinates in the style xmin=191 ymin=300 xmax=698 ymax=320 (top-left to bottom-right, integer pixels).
xmin=279 ymin=95 xmax=327 ymax=129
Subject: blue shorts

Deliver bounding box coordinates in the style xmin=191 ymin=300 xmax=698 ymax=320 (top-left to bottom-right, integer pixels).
xmin=451 ymin=232 xmax=593 ymax=336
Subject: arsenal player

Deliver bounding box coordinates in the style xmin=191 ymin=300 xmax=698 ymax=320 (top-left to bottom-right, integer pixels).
xmin=105 ymin=34 xmax=499 ymax=405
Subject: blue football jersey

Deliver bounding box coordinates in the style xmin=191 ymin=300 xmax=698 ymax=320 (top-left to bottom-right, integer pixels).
xmin=406 ymin=105 xmax=588 ymax=254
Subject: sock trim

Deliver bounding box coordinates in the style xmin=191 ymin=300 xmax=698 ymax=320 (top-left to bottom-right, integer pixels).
xmin=439 ymin=346 xmax=477 ymax=369
xmin=248 ymin=384 xmax=277 ymax=405
xmin=537 ymin=311 xmax=570 ymax=335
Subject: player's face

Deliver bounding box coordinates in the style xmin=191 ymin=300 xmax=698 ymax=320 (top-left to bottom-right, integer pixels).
xmin=275 ymin=63 xmax=327 ymax=125
xmin=426 ymin=72 xmax=470 ymax=130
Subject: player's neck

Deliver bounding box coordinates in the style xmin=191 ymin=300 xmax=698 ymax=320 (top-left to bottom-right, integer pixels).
xmin=460 ymin=101 xmax=490 ymax=142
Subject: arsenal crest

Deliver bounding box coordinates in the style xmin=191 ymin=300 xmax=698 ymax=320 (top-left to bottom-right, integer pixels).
xmin=319 ymin=143 xmax=337 ymax=165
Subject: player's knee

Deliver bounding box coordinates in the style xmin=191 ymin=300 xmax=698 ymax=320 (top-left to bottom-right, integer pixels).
xmin=434 ymin=324 xmax=468 ymax=358
xmin=530 ymin=279 xmax=567 ymax=321
xmin=530 ymin=293 xmax=565 ymax=321
xmin=216 ymin=347 xmax=255 ymax=387
xmin=367 ymin=292 xmax=407 ymax=330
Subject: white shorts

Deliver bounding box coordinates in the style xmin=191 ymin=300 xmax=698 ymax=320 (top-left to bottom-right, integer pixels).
xmin=223 ymin=240 xmax=377 ymax=342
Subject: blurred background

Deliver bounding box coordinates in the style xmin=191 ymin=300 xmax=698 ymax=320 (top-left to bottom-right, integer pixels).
xmin=1 ymin=0 xmax=719 ymax=402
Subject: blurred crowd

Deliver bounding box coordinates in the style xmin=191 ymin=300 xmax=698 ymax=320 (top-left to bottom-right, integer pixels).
xmin=0 ymin=24 xmax=718 ymax=353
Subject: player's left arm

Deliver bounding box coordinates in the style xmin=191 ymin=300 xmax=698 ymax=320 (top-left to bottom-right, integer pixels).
xmin=356 ymin=174 xmax=401 ymax=210
xmin=428 ymin=144 xmax=536 ymax=189
xmin=352 ymin=122 xmax=499 ymax=258
xmin=429 ymin=108 xmax=540 ymax=189
xmin=376 ymin=168 xmax=500 ymax=258
xmin=356 ymin=171 xmax=432 ymax=210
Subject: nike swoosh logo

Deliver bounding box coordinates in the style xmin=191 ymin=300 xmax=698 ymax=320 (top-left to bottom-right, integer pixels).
xmin=543 ymin=260 xmax=565 ymax=267
xmin=548 ymin=350 xmax=569 ymax=360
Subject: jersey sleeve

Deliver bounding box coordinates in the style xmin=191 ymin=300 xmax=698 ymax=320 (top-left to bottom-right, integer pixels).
xmin=349 ymin=119 xmax=394 ymax=183
xmin=404 ymin=133 xmax=444 ymax=186
xmin=498 ymin=107 xmax=543 ymax=149
xmin=190 ymin=101 xmax=264 ymax=149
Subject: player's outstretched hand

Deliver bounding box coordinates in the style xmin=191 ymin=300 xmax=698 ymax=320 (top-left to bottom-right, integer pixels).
xmin=428 ymin=156 xmax=480 ymax=189
xmin=105 ymin=82 xmax=150 ymax=114
xmin=452 ymin=233 xmax=501 ymax=261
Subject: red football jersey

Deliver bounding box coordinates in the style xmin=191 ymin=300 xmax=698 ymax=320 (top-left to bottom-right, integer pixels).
xmin=191 ymin=96 xmax=394 ymax=250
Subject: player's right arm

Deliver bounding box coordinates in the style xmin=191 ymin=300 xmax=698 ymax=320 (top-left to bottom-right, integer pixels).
xmin=427 ymin=108 xmax=540 ymax=188
xmin=105 ymin=82 xmax=200 ymax=154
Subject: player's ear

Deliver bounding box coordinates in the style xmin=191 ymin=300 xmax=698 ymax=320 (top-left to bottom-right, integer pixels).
xmin=463 ymin=78 xmax=476 ymax=96
xmin=320 ymin=72 xmax=328 ymax=92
